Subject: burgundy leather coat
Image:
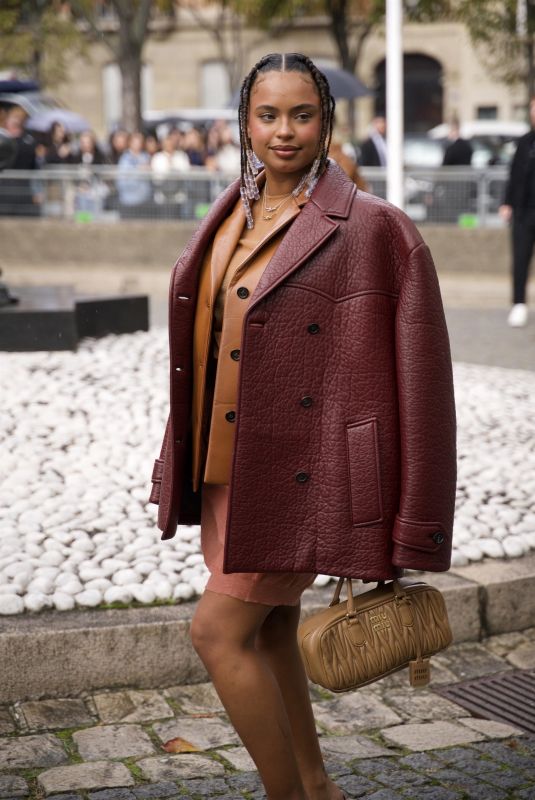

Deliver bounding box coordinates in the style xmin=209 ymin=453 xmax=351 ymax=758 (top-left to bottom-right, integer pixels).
xmin=149 ymin=161 xmax=457 ymax=580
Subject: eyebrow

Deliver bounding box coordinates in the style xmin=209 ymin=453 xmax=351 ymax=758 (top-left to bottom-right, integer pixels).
xmin=254 ymin=103 xmax=318 ymax=112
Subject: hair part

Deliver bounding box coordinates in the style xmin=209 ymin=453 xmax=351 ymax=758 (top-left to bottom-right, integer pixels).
xmin=238 ymin=52 xmax=336 ymax=228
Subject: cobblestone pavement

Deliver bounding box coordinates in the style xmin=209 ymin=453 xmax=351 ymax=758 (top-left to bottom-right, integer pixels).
xmin=1 ymin=629 xmax=534 ymax=800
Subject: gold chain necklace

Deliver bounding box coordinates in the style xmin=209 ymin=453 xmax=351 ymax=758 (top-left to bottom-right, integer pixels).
xmin=262 ymin=185 xmax=294 ymax=220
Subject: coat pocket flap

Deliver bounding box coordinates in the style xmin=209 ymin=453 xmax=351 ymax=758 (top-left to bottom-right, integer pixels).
xmin=345 ymin=417 xmax=383 ymax=527
xmin=392 ymin=515 xmax=448 ymax=553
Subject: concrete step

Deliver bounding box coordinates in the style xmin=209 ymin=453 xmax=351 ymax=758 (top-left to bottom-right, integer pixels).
xmin=2 ymin=553 xmax=535 ymax=702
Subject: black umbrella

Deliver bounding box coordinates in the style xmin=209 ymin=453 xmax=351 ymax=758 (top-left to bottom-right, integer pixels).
xmin=320 ymin=66 xmax=373 ymax=99
xmin=229 ymin=65 xmax=372 ymax=107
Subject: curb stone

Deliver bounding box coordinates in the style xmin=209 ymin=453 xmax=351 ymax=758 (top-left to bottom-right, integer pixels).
xmin=2 ymin=555 xmax=535 ymax=702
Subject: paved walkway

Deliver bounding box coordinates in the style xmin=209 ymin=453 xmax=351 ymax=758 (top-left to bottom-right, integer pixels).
xmin=1 ymin=628 xmax=535 ymax=799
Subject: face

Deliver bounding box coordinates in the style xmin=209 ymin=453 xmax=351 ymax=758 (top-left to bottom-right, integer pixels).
xmin=79 ymin=132 xmax=94 ymax=152
xmin=130 ymin=133 xmax=144 ymax=153
xmin=247 ymin=70 xmax=322 ymax=184
xmin=374 ymin=117 xmax=386 ymax=136
xmin=5 ymin=112 xmax=25 ymax=137
xmin=113 ymin=131 xmax=129 ymax=152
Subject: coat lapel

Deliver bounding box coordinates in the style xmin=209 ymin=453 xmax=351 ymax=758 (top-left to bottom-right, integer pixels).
xmin=209 ymin=200 xmax=247 ymax=309
xmin=171 ymin=179 xmax=241 ymax=298
xmin=249 ymin=161 xmax=356 ymax=309
xmin=249 ymin=205 xmax=338 ymax=310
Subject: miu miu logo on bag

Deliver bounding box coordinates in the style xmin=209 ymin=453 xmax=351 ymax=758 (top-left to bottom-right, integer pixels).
xmin=369 ymin=611 xmax=391 ymax=632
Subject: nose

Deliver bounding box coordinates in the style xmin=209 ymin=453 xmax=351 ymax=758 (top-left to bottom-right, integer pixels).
xmin=275 ymin=115 xmax=294 ymax=140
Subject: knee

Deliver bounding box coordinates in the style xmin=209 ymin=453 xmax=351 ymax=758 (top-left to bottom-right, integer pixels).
xmin=190 ymin=608 xmax=250 ymax=669
xmin=190 ymin=611 xmax=219 ymax=664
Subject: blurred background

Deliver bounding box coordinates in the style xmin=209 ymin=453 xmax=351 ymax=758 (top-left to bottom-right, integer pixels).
xmin=1 ymin=0 xmax=534 ymax=345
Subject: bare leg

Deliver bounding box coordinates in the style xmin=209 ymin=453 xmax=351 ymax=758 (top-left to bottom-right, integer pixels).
xmin=257 ymin=604 xmax=344 ymax=800
xmin=190 ymin=589 xmax=307 ymax=800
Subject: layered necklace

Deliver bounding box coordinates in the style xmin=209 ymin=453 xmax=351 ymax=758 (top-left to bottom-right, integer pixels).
xmin=261 ymin=185 xmax=295 ymax=221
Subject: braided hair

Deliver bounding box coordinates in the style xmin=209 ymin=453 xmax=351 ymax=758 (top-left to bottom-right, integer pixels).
xmin=238 ymin=53 xmax=336 ymax=228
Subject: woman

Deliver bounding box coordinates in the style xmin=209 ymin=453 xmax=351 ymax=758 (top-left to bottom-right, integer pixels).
xmin=45 ymin=120 xmax=74 ymax=164
xmin=149 ymin=53 xmax=456 ymax=800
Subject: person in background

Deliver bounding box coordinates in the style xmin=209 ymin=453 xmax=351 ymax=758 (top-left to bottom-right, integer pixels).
xmin=73 ymin=130 xmax=108 ymax=165
xmin=442 ymin=120 xmax=473 ymax=166
xmin=45 ymin=121 xmax=74 ymax=164
xmin=108 ymin=128 xmax=129 ymax=164
xmin=329 ymin=131 xmax=368 ymax=192
xmin=0 ymin=108 xmax=41 ymax=216
xmin=151 ymin=132 xmax=190 ymax=209
xmin=210 ymin=122 xmax=241 ymax=174
xmin=145 ymin=134 xmax=160 ymax=158
xmin=499 ymin=97 xmax=535 ymax=327
xmin=184 ymin=127 xmax=206 ymax=166
xmin=358 ymin=115 xmax=387 ymax=167
xmin=116 ymin=131 xmax=152 ymax=215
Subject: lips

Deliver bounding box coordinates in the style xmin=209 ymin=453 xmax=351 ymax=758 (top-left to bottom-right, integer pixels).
xmin=271 ymin=146 xmax=300 ymax=152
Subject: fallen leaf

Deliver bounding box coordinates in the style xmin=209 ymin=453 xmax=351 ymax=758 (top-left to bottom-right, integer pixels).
xmin=162 ymin=736 xmax=199 ymax=753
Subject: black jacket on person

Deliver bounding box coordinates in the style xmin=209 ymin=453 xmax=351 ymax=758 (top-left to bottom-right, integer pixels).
xmin=9 ymin=133 xmax=37 ymax=170
xmin=442 ymin=138 xmax=473 ymax=166
xmin=358 ymin=137 xmax=383 ymax=167
xmin=504 ymin=130 xmax=535 ymax=209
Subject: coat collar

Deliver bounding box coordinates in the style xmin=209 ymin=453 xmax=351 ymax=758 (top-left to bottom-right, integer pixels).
xmin=174 ymin=160 xmax=355 ymax=306
xmin=249 ymin=160 xmax=356 ymax=309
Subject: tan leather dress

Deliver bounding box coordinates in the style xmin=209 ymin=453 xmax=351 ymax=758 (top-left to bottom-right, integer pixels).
xmin=193 ymin=181 xmax=317 ymax=604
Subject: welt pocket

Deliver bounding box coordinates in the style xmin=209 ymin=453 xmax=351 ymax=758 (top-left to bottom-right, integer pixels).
xmin=345 ymin=417 xmax=383 ymax=527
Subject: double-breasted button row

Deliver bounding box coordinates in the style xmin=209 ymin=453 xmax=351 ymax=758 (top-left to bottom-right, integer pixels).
xmin=307 ymin=323 xmax=320 ymax=334
xmin=230 ymin=349 xmax=240 ymax=361
xmin=237 ymin=286 xmax=249 ymax=299
xmin=295 ymin=471 xmax=310 ymax=483
xmin=225 ymin=411 xmax=236 ymax=423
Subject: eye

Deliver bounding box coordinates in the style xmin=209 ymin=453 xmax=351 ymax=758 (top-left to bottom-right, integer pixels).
xmin=295 ymin=112 xmax=312 ymax=122
xmin=259 ymin=112 xmax=275 ymax=121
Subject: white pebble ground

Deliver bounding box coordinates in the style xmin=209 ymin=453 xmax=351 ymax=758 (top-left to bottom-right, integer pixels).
xmin=0 ymin=329 xmax=534 ymax=615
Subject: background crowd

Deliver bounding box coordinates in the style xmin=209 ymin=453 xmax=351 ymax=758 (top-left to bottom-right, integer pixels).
xmin=0 ymin=110 xmax=246 ymax=217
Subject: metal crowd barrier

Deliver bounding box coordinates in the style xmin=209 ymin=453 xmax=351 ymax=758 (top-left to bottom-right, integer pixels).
xmin=0 ymin=164 xmax=509 ymax=227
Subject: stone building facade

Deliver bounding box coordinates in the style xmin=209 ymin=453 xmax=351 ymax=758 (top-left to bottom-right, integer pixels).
xmin=54 ymin=12 xmax=527 ymax=139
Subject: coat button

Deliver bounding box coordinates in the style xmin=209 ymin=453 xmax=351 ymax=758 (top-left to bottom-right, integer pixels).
xmin=295 ymin=471 xmax=309 ymax=483
xmin=225 ymin=411 xmax=236 ymax=422
xmin=300 ymin=396 xmax=313 ymax=407
xmin=237 ymin=286 xmax=249 ymax=299
xmin=230 ymin=349 xmax=240 ymax=361
xmin=432 ymin=531 xmax=445 ymax=544
xmin=307 ymin=323 xmax=320 ymax=334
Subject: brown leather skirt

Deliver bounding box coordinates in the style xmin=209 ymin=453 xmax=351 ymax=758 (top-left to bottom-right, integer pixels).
xmin=200 ymin=483 xmax=317 ymax=606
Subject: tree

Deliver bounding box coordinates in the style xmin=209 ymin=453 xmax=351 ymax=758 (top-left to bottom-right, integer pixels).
xmin=177 ymin=0 xmax=246 ymax=96
xmin=70 ymin=0 xmax=175 ymax=131
xmin=456 ymin=0 xmax=535 ymax=107
xmin=0 ymin=0 xmax=86 ymax=87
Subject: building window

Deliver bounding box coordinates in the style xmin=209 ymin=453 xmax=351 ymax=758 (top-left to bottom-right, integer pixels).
xmin=201 ymin=61 xmax=230 ymax=108
xmin=102 ymin=63 xmax=152 ymax=131
xmin=476 ymin=106 xmax=498 ymax=120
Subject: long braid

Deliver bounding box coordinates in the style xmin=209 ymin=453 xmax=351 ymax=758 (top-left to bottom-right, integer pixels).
xmin=238 ymin=53 xmax=336 ymax=228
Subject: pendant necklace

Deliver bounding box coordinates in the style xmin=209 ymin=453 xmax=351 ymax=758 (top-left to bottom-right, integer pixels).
xmin=262 ymin=184 xmax=294 ymax=220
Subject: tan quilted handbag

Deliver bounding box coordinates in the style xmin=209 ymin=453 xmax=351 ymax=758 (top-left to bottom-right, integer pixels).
xmin=297 ymin=577 xmax=453 ymax=691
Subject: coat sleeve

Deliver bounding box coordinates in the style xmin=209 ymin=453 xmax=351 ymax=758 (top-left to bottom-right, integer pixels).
xmin=392 ymin=241 xmax=457 ymax=572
